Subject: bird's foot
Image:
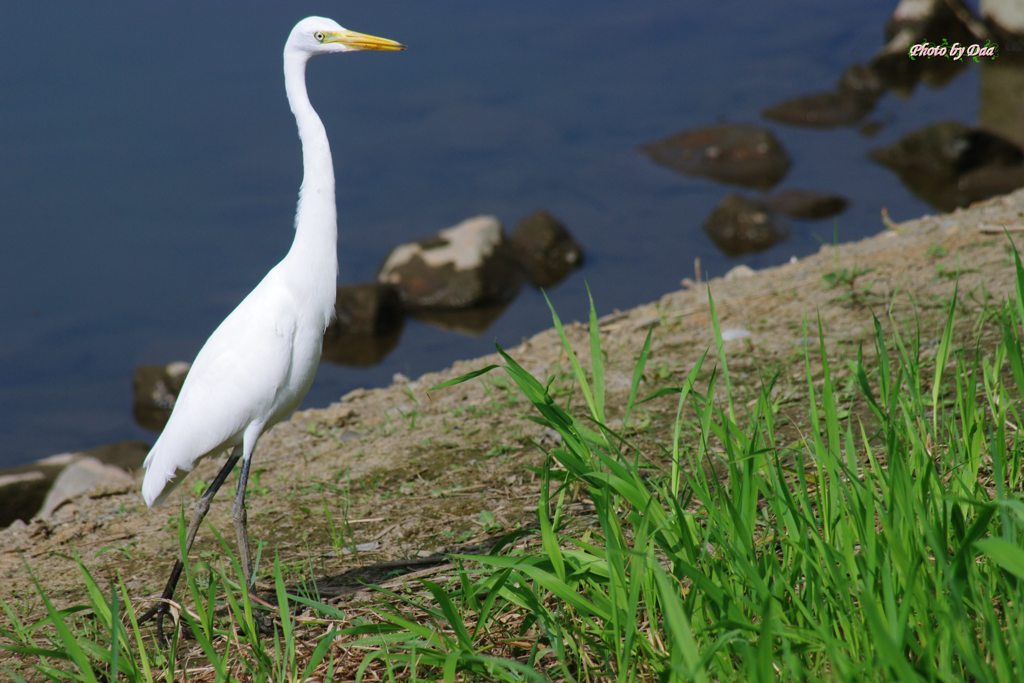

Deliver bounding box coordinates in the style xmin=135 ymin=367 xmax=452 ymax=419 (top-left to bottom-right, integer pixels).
xmin=137 ymin=600 xmax=177 ymax=648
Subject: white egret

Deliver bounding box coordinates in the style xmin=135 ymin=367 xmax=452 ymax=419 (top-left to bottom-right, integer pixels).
xmin=138 ymin=16 xmax=404 ymax=639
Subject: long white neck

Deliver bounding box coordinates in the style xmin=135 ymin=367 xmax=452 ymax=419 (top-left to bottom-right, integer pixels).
xmin=281 ymin=48 xmax=338 ymax=319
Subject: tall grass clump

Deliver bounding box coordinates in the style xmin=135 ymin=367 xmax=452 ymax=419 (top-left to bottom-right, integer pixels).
xmin=6 ymin=254 xmax=1024 ymax=681
xmin=351 ymin=258 xmax=1024 ymax=680
xmin=0 ymin=532 xmax=343 ymax=681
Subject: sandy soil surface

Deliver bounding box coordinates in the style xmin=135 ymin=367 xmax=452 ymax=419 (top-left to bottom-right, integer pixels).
xmin=2 ymin=189 xmax=1023 ymax=643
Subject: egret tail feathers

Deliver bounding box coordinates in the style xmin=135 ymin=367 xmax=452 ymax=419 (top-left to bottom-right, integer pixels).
xmin=142 ymin=444 xmax=197 ymax=508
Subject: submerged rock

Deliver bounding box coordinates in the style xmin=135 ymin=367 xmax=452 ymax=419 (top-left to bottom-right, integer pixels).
xmin=838 ymin=63 xmax=887 ymax=100
xmin=765 ymin=189 xmax=849 ymax=219
xmin=763 ymin=89 xmax=876 ymax=128
xmin=871 ymin=121 xmax=1024 ymax=210
xmin=133 ymin=361 xmax=190 ymax=432
xmin=412 ymin=301 xmax=512 ymax=336
xmin=956 ymin=164 xmax=1024 ymax=207
xmin=641 ymin=123 xmax=791 ymax=189
xmin=322 ymin=326 xmax=403 ymax=367
xmin=378 ymin=215 xmax=522 ymax=309
xmin=508 ymin=211 xmax=583 ymax=288
xmin=763 ymin=63 xmax=886 ymax=129
xmin=704 ymin=194 xmax=787 ymax=256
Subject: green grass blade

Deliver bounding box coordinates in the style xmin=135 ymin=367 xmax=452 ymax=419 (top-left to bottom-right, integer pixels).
xmin=932 ymin=283 xmax=957 ymax=435
xmin=539 ymin=464 xmax=566 ymax=582
xmin=300 ymin=627 xmax=340 ymax=680
xmin=117 ymin=578 xmax=153 ymax=682
xmin=653 ymin=566 xmax=707 ymax=683
xmin=671 ymin=351 xmax=707 ymax=497
xmin=544 ymin=291 xmax=600 ymax=425
xmin=25 ymin=566 xmax=98 ymax=683
xmin=623 ymin=327 xmax=653 ymax=430
xmin=108 ymin=581 xmax=120 ymax=682
xmin=587 ymin=283 xmax=606 ymax=423
xmin=430 ymin=365 xmax=501 ymax=391
xmin=707 ymin=286 xmax=734 ymax=421
xmin=975 ymin=537 xmax=1024 ymax=580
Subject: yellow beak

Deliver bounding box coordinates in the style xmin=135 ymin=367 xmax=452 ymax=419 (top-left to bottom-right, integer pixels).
xmin=326 ymin=29 xmax=405 ymax=51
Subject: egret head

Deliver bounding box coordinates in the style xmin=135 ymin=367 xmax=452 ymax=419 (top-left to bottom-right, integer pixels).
xmin=287 ymin=16 xmax=405 ymax=57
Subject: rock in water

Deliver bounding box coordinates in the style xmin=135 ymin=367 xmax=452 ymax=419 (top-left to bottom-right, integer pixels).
xmin=412 ymin=302 xmax=512 ymax=336
xmin=763 ymin=89 xmax=876 ymax=128
xmin=327 ymin=283 xmax=404 ymax=338
xmin=133 ymin=361 xmax=190 ymax=431
xmin=872 ymin=121 xmax=1023 ymax=175
xmin=704 ymin=194 xmax=787 ymax=256
xmin=641 ymin=123 xmax=791 ymax=190
xmin=762 ymin=64 xmax=886 ymax=129
xmin=765 ymin=189 xmax=849 ymax=219
xmin=508 ymin=211 xmax=583 ymax=287
xmin=870 ymin=121 xmax=1024 ymax=211
xmin=322 ymin=283 xmax=405 ymax=367
xmin=378 ymin=215 xmax=522 ymax=309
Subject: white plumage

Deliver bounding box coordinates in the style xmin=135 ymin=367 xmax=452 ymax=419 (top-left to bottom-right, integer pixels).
xmin=141 ymin=262 xmax=331 ymax=507
xmin=137 ymin=16 xmax=404 ymax=640
xmin=141 ymin=16 xmax=402 ymax=508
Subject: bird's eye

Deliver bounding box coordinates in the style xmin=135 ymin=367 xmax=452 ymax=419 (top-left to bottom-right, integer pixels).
xmin=314 ymin=31 xmax=326 ymax=43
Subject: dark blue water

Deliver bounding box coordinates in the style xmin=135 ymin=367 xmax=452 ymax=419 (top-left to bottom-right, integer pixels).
xmin=0 ymin=2 xmax=981 ymax=467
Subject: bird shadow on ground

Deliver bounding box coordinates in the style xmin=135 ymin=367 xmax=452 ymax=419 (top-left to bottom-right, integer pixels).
xmin=299 ymin=525 xmax=535 ymax=605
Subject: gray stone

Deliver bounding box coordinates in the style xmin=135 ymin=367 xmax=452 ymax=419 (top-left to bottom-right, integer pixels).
xmin=378 ymin=215 xmax=522 ymax=309
xmin=721 ymin=327 xmax=752 ymax=342
xmin=0 ymin=441 xmax=149 ymax=527
xmin=36 ymin=456 xmax=134 ymax=519
xmin=724 ymin=264 xmax=756 ymax=280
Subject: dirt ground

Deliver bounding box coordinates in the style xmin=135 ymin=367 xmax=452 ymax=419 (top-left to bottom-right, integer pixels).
xmin=2 ymin=189 xmax=1024 ymax=642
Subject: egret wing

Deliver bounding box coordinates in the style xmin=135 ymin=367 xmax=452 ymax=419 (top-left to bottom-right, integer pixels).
xmin=142 ymin=271 xmax=299 ymax=506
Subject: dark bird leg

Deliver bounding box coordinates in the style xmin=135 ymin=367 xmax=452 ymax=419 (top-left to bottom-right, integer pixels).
xmin=230 ymin=452 xmax=276 ymax=635
xmin=232 ymin=455 xmax=254 ymax=588
xmin=138 ymin=446 xmax=242 ymax=645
